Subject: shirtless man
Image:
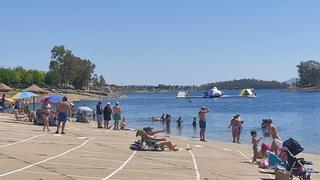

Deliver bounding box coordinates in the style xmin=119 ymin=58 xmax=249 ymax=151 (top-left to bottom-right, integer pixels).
xmin=267 ymin=119 xmax=282 ymax=154
xmin=198 ymin=106 xmax=210 ymax=142
xmin=113 ymin=102 xmax=121 ymax=130
xmin=55 ymin=96 xmax=71 ymax=134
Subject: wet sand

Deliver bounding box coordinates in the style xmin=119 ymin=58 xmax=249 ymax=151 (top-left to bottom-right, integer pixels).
xmin=0 ymin=113 xmax=319 ymax=180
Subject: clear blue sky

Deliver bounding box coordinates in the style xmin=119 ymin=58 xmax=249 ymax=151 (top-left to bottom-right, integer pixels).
xmin=1 ymin=0 xmax=320 ymax=85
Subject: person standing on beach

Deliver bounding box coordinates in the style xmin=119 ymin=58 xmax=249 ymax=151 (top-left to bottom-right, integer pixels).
xmin=0 ymin=94 xmax=5 ymax=110
xmin=198 ymin=106 xmax=209 ymax=142
xmin=96 ymin=102 xmax=103 ymax=128
xmin=55 ymin=96 xmax=71 ymax=134
xmin=41 ymin=100 xmax=51 ymax=132
xmin=228 ymin=113 xmax=242 ymax=143
xmin=103 ymin=102 xmax=113 ymax=129
xmin=112 ymin=102 xmax=121 ymax=130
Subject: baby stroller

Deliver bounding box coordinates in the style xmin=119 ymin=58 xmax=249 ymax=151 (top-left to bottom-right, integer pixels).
xmin=282 ymin=138 xmax=319 ymax=180
xmin=130 ymin=130 xmax=164 ymax=151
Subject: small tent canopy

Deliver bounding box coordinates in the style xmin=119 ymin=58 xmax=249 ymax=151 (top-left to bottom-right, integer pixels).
xmin=0 ymin=83 xmax=13 ymax=92
xmin=24 ymin=84 xmax=48 ymax=94
xmin=239 ymin=89 xmax=254 ymax=96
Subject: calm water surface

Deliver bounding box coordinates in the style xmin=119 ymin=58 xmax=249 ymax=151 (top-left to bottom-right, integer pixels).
xmin=74 ymin=89 xmax=320 ymax=154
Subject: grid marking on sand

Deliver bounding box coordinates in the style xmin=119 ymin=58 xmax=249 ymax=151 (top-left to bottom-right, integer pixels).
xmin=0 ymin=138 xmax=94 ymax=178
xmin=236 ymin=149 xmax=273 ymax=179
xmin=187 ymin=144 xmax=200 ymax=180
xmin=0 ymin=134 xmax=45 ymax=148
xmin=102 ymin=151 xmax=136 ymax=180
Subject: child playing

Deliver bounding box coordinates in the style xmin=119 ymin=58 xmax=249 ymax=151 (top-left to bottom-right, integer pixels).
xmin=251 ymin=130 xmax=262 ymax=163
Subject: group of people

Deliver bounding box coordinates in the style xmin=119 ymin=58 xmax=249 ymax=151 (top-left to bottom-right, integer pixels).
xmin=228 ymin=113 xmax=243 ymax=143
xmin=251 ymin=119 xmax=282 ymax=164
xmin=40 ymin=96 xmax=71 ymax=134
xmin=95 ymin=101 xmax=125 ymax=130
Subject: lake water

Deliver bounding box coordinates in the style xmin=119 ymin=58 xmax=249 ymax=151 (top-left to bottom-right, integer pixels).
xmin=74 ymin=89 xmax=320 ymax=154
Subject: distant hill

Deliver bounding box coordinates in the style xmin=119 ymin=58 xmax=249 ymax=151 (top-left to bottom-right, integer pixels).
xmin=283 ymin=78 xmax=298 ymax=84
xmin=199 ymin=79 xmax=288 ymax=90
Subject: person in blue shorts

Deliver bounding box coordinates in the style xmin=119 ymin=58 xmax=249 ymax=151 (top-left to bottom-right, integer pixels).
xmin=55 ymin=96 xmax=71 ymax=134
xmin=198 ymin=106 xmax=210 ymax=142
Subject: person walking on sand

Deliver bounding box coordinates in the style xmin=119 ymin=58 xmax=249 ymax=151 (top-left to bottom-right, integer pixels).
xmin=198 ymin=106 xmax=209 ymax=142
xmin=96 ymin=101 xmax=103 ymax=128
xmin=113 ymin=102 xmax=121 ymax=130
xmin=41 ymin=100 xmax=51 ymax=132
xmin=103 ymin=102 xmax=113 ymax=129
xmin=55 ymin=96 xmax=71 ymax=134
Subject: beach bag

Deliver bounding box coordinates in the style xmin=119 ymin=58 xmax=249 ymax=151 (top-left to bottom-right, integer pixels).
xmin=283 ymin=138 xmax=304 ymax=156
xmin=275 ymin=168 xmax=290 ymax=180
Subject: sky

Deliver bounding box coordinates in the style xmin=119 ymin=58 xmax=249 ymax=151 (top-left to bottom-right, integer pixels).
xmin=1 ymin=0 xmax=320 ymax=85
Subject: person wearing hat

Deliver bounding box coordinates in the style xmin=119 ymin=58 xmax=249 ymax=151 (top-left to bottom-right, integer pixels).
xmin=228 ymin=113 xmax=242 ymax=143
xmin=113 ymin=102 xmax=121 ymax=130
xmin=96 ymin=101 xmax=103 ymax=128
xmin=198 ymin=106 xmax=210 ymax=142
xmin=103 ymin=102 xmax=113 ymax=129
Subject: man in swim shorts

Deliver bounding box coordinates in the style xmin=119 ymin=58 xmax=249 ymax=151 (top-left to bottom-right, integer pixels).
xmin=198 ymin=106 xmax=210 ymax=142
xmin=112 ymin=102 xmax=121 ymax=130
xmin=55 ymin=96 xmax=71 ymax=134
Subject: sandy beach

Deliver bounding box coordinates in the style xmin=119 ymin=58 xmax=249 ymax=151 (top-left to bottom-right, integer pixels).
xmin=0 ymin=113 xmax=319 ymax=180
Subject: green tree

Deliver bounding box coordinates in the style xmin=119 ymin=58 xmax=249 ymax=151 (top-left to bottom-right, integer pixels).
xmin=48 ymin=45 xmax=96 ymax=89
xmin=297 ymin=60 xmax=320 ymax=87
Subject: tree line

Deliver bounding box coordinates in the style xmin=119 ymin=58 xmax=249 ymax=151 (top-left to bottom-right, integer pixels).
xmin=0 ymin=66 xmax=46 ymax=88
xmin=199 ymin=79 xmax=288 ymax=90
xmin=0 ymin=45 xmax=106 ymax=90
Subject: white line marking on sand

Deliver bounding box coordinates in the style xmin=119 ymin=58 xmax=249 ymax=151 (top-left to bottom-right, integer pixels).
xmin=102 ymin=151 xmax=137 ymax=180
xmin=187 ymin=144 xmax=200 ymax=180
xmin=236 ymin=150 xmax=273 ymax=178
xmin=236 ymin=150 xmax=250 ymax=160
xmin=0 ymin=137 xmax=94 ymax=178
xmin=20 ymin=170 xmax=101 ymax=179
xmin=194 ymin=145 xmax=203 ymax=148
xmin=0 ymin=134 xmax=45 ymax=148
xmin=223 ymin=148 xmax=233 ymax=152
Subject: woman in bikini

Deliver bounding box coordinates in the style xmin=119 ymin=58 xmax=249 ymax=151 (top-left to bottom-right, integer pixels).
xmin=41 ymin=100 xmax=51 ymax=132
xmin=228 ymin=113 xmax=242 ymax=143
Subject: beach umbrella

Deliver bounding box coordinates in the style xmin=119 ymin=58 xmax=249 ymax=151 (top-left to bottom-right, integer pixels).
xmin=77 ymin=106 xmax=93 ymax=112
xmin=0 ymin=83 xmax=13 ymax=92
xmin=12 ymin=91 xmax=38 ymax=100
xmin=24 ymin=84 xmax=49 ymax=110
xmin=39 ymin=95 xmax=63 ymax=103
xmin=24 ymin=84 xmax=48 ymax=94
